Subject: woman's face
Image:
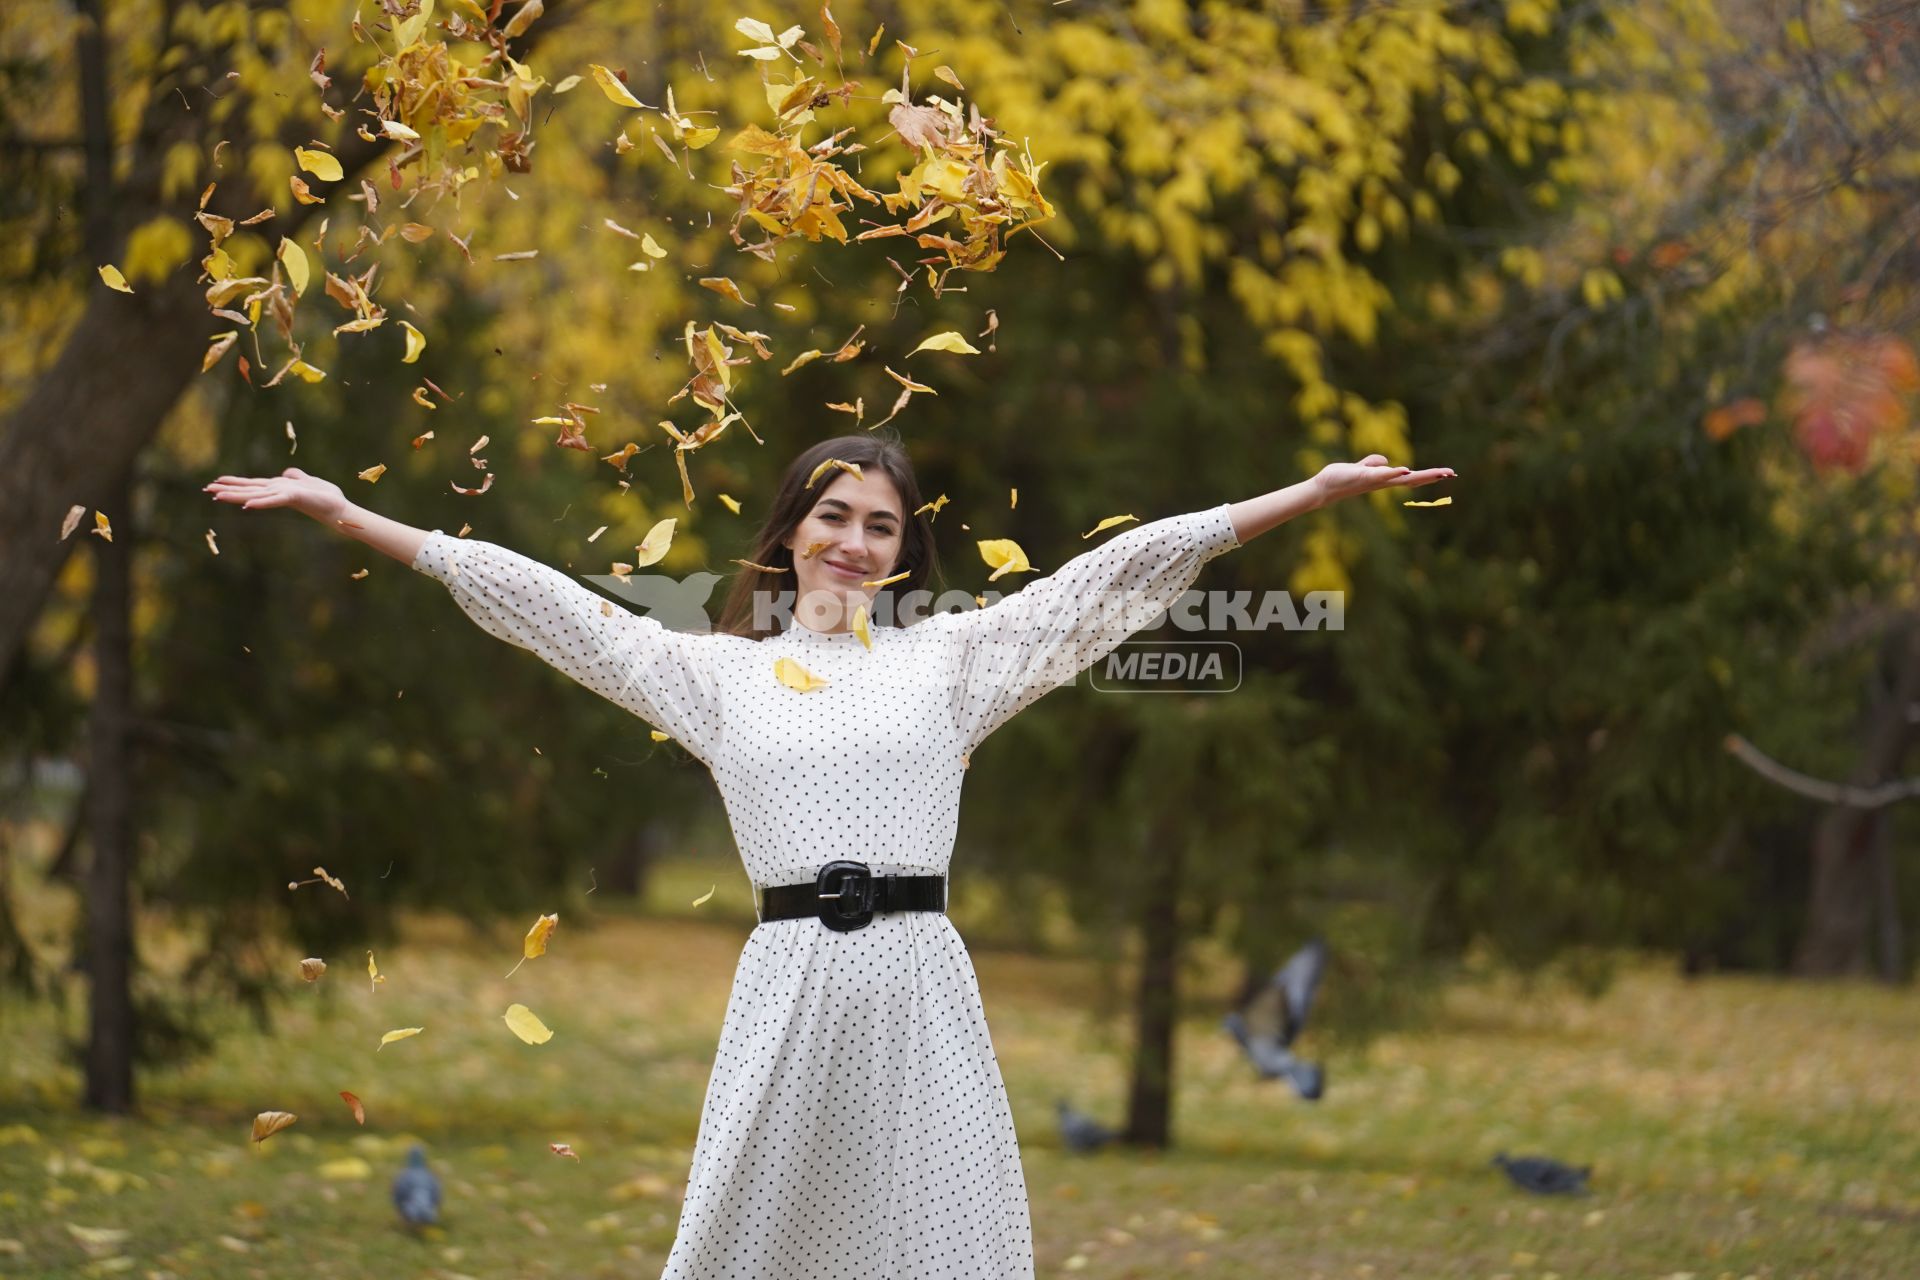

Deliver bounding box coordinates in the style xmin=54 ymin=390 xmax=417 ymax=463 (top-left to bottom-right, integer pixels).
xmin=782 ymin=469 xmax=905 ymax=632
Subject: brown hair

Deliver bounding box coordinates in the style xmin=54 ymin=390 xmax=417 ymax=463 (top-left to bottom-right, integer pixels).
xmin=713 ymin=432 xmax=942 ymax=639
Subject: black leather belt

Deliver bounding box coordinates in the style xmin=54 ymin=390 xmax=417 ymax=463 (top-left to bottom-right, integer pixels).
xmin=759 ymin=860 xmax=947 ymax=932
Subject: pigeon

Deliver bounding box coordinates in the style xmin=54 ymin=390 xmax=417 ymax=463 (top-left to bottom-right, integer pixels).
xmin=392 ymin=1144 xmax=442 ymax=1228
xmin=1492 ymin=1152 xmax=1591 ymax=1196
xmin=1054 ymin=1099 xmax=1117 ymax=1154
xmin=1223 ymin=937 xmax=1328 ymax=1100
xmin=586 ymin=570 xmax=726 ymax=633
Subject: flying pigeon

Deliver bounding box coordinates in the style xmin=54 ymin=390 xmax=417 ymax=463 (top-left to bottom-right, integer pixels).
xmin=392 ymin=1144 xmax=442 ymax=1228
xmin=1054 ymin=1099 xmax=1117 ymax=1154
xmin=1492 ymin=1152 xmax=1591 ymax=1195
xmin=1223 ymin=937 xmax=1328 ymax=1099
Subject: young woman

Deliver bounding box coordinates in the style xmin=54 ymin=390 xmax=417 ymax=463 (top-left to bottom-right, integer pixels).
xmin=204 ymin=435 xmax=1451 ymax=1278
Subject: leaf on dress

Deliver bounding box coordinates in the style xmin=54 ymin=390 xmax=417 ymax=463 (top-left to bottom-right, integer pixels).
xmin=774 ymin=657 xmax=829 ymax=692
xmin=852 ymin=603 xmax=872 ymax=649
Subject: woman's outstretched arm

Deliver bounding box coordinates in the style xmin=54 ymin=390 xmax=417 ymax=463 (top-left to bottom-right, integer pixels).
xmin=1227 ymin=453 xmax=1456 ymax=543
xmin=203 ymin=467 xmax=428 ymax=564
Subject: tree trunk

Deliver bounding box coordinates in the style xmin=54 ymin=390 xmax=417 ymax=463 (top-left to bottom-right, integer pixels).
xmin=1123 ymin=826 xmax=1183 ymax=1149
xmin=1795 ymin=625 xmax=1920 ymax=977
xmin=83 ymin=470 xmax=137 ymax=1114
xmin=601 ymin=817 xmax=667 ymax=898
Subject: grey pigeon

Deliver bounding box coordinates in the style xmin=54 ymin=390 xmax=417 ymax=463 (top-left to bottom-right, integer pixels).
xmin=392 ymin=1144 xmax=442 ymax=1227
xmin=1054 ymin=1099 xmax=1116 ymax=1154
xmin=584 ymin=570 xmax=725 ymax=633
xmin=1492 ymin=1152 xmax=1591 ymax=1195
xmin=1223 ymin=937 xmax=1328 ymax=1099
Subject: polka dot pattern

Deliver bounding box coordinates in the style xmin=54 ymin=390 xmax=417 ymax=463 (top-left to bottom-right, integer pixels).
xmin=412 ymin=504 xmax=1241 ymax=1279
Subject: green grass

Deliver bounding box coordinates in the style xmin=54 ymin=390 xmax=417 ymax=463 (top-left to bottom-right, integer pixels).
xmin=1 ymin=871 xmax=1917 ymax=1279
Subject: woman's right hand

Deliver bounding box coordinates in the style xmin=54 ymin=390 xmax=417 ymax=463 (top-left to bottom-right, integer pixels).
xmin=203 ymin=467 xmax=349 ymax=524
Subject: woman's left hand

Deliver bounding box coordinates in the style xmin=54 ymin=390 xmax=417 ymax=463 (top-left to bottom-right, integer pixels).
xmin=1312 ymin=454 xmax=1456 ymax=506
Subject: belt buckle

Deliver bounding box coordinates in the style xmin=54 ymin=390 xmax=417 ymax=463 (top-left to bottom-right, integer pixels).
xmin=815 ymin=859 xmax=875 ymax=932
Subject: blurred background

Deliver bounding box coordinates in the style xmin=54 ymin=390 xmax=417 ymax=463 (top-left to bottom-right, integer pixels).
xmin=1 ymin=0 xmax=1917 ymax=1274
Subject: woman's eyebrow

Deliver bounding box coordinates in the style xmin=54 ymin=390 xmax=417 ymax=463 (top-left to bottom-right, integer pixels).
xmin=818 ymin=498 xmax=901 ymax=524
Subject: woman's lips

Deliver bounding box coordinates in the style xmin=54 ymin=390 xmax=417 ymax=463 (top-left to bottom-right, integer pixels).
xmin=825 ymin=561 xmax=866 ymax=581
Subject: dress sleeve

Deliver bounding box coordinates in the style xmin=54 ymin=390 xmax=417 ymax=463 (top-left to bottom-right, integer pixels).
xmin=931 ymin=503 xmax=1241 ymax=752
xmin=412 ymin=531 xmax=725 ymax=765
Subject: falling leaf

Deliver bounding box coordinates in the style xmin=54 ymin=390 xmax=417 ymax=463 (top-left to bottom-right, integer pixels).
xmin=505 ymin=912 xmax=559 ymax=978
xmin=733 ymin=558 xmax=785 ymax=573
xmin=650 ymin=729 xmax=671 ymax=742
xmin=92 ymin=511 xmax=114 ymax=543
xmin=699 ymin=277 xmax=754 ymax=306
xmin=773 ymin=656 xmax=829 ymax=691
xmin=60 ymin=505 xmax=86 ymax=540
xmin=934 ymin=65 xmax=965 ymax=91
xmin=276 ymin=238 xmax=310 ymax=295
xmin=553 ymin=74 xmax=582 ymax=93
xmin=852 ymin=603 xmax=872 ymax=649
xmin=1402 ymin=496 xmax=1452 ymax=507
xmin=804 ymin=458 xmax=863 ymax=489
xmin=251 ymin=1111 xmax=298 ymax=1143
xmin=550 ymin=1142 xmax=580 ymax=1160
xmin=915 ymin=494 xmax=949 ymax=519
xmin=400 ymin=321 xmax=427 ymax=364
xmin=289 ymin=175 xmax=324 ymax=205
xmin=398 ymin=222 xmax=435 ymax=243
xmin=98 ymin=264 xmax=133 ymax=293
xmin=862 ymin=569 xmax=909 ymax=587
xmin=339 ymin=1091 xmax=365 ymax=1125
xmin=358 ymin=464 xmax=387 ymax=483
xmin=366 ymin=951 xmax=384 ymax=992
xmin=719 ymin=493 xmax=742 ymax=514
xmin=867 ymin=23 xmax=885 ymax=55
xmin=377 ymin=1027 xmax=424 ymax=1050
xmin=298 ymin=957 xmax=327 ymax=982
xmin=203 ymin=332 xmax=238 ymax=372
xmin=1010 ymin=488 xmax=1017 ymax=509
xmin=590 ymin=64 xmax=650 ymax=109
xmin=287 ymin=359 xmax=327 ymax=383
xmin=640 ymin=232 xmax=669 ymax=259
xmin=908 ymin=330 xmax=980 ymax=356
xmin=691 ymin=884 xmax=716 ymax=907
xmin=504 ymin=1003 xmax=554 ymax=1045
xmin=978 ymin=538 xmax=1032 ymax=581
xmin=634 ymin=517 xmax=676 ymax=567
xmin=350 ymin=568 xmax=369 ymax=580
xmin=1081 ymin=514 xmax=1137 ymax=538
xmin=294 ymin=147 xmax=344 ymax=182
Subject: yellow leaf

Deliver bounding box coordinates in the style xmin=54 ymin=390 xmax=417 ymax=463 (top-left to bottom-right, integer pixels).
xmin=719 ymin=493 xmax=741 ymax=514
xmin=97 ymin=264 xmax=133 ymax=294
xmin=379 ymin=119 xmax=420 ymax=142
xmin=377 ymin=1027 xmax=424 ymax=1050
xmin=1402 ymin=496 xmax=1453 ymax=507
xmin=92 ymin=511 xmax=114 ymax=543
xmin=915 ymin=494 xmax=949 ymax=518
xmin=298 ymin=957 xmax=326 ymax=982
xmin=977 ymin=538 xmax=1032 ymax=581
xmin=294 ymin=147 xmax=344 ymax=183
xmin=203 ymin=332 xmax=238 ymax=373
xmin=852 ymin=603 xmax=872 ymax=649
xmin=634 ymin=517 xmax=676 ymax=567
xmin=735 ymin=17 xmax=778 ymax=43
xmin=504 ymin=1003 xmax=554 ymax=1045
xmin=691 ymin=884 xmax=716 ymax=907
xmin=1010 ymin=488 xmax=1017 ymax=509
xmin=862 ymin=569 xmax=909 ymax=587
xmin=774 ymin=656 xmax=829 ymax=692
xmin=650 ymin=729 xmax=670 ymax=742
xmin=908 ymin=330 xmax=980 ymax=356
xmin=358 ymin=463 xmax=387 ymax=483
xmin=589 ymin=64 xmax=648 ymax=109
xmin=288 ymin=359 xmax=327 ymax=383
xmin=699 ymin=277 xmax=754 ymax=306
xmin=250 ymin=1111 xmax=297 ymax=1143
xmin=553 ymin=74 xmax=582 ymax=93
xmin=400 ymin=321 xmax=427 ymax=364
xmin=318 ymin=1156 xmax=373 ymax=1180
xmin=366 ymin=951 xmax=385 ymax=992
xmin=275 ymin=238 xmax=309 ymax=295
xmin=804 ymin=458 xmax=863 ymax=489
xmin=505 ymin=911 xmax=559 ymax=977
xmin=640 ymin=232 xmax=668 ymax=259
xmin=1081 ymin=514 xmax=1138 ymax=538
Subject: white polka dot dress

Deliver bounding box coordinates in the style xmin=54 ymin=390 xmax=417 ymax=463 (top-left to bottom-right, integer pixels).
xmin=411 ymin=504 xmax=1242 ymax=1279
